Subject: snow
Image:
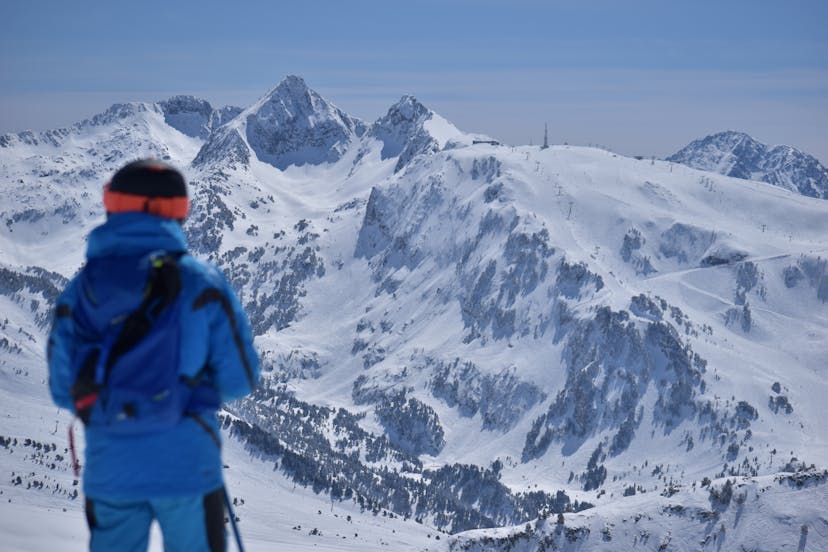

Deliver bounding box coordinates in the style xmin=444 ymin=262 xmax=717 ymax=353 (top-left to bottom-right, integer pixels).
xmin=422 ymin=113 xmax=462 ymax=149
xmin=450 ymin=471 xmax=828 ymax=551
xmin=668 ymin=130 xmax=828 ymax=198
xmin=218 ymin=425 xmax=442 ymax=551
xmin=1 ymin=77 xmax=827 ymax=550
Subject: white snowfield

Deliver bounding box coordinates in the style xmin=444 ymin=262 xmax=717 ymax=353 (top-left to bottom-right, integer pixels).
xmin=0 ymin=76 xmax=826 ymax=551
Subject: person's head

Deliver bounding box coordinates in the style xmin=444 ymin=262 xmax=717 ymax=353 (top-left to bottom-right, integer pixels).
xmin=103 ymin=159 xmax=189 ymax=221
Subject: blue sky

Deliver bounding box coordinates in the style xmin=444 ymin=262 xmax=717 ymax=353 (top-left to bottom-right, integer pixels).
xmin=2 ymin=0 xmax=827 ymax=161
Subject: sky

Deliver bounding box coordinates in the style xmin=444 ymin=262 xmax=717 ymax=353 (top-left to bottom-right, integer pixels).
xmin=1 ymin=0 xmax=827 ymax=162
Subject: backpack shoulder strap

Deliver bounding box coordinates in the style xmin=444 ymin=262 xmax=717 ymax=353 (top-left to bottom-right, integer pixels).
xmin=104 ymin=252 xmax=182 ymax=379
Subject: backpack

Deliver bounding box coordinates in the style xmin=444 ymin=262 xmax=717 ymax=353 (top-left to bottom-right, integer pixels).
xmin=70 ymin=251 xmax=192 ymax=435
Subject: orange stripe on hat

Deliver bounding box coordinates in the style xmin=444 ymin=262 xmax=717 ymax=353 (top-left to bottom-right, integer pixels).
xmin=103 ymin=185 xmax=189 ymax=219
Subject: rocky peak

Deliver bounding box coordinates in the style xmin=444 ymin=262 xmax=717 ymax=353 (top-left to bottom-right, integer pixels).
xmin=668 ymin=131 xmax=828 ymax=199
xmin=369 ymin=96 xmax=433 ymax=159
xmin=367 ymin=95 xmax=461 ymax=172
xmin=158 ymin=95 xmax=242 ymax=140
xmin=160 ymin=95 xmax=213 ymax=116
xmin=269 ymin=74 xmax=312 ymax=99
xmin=159 ymin=95 xmax=214 ymax=139
xmin=250 ymin=75 xmax=363 ymax=132
xmin=237 ymin=75 xmax=365 ymax=169
xmin=703 ymin=130 xmax=759 ymax=150
xmin=72 ymin=102 xmax=157 ymax=130
xmin=386 ymin=95 xmax=431 ymax=123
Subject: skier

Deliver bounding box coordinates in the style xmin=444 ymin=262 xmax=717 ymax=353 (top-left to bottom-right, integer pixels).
xmin=48 ymin=159 xmax=259 ymax=552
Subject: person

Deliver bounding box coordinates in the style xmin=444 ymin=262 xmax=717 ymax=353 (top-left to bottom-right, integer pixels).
xmin=47 ymin=159 xmax=259 ymax=552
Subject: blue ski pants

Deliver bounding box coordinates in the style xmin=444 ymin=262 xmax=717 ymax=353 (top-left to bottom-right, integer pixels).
xmin=84 ymin=487 xmax=225 ymax=552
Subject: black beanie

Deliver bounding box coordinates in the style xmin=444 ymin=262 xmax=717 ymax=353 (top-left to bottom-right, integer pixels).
xmin=104 ymin=159 xmax=189 ymax=219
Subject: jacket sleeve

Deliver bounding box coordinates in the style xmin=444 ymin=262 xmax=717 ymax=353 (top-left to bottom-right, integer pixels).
xmin=47 ymin=281 xmax=79 ymax=411
xmin=192 ymin=267 xmax=259 ymax=402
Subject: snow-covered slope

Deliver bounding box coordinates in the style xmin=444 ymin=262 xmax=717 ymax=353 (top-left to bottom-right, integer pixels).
xmin=1 ymin=77 xmax=826 ymax=551
xmin=0 ymin=101 xmax=204 ymax=274
xmin=668 ymin=130 xmax=828 ymax=199
xmin=450 ymin=468 xmax=827 ymax=551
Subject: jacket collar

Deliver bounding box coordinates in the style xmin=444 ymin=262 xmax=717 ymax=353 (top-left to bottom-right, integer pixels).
xmin=86 ymin=212 xmax=188 ymax=259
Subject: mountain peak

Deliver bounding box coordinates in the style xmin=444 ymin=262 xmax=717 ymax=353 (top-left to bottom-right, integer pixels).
xmin=388 ymin=95 xmax=431 ymax=120
xmin=160 ymin=95 xmax=212 ymax=113
xmin=274 ymin=74 xmax=309 ymax=93
xmin=158 ymin=95 xmax=242 ymax=140
xmin=701 ymin=130 xmax=761 ymax=149
xmin=668 ymin=131 xmax=828 ymax=199
xmin=255 ymin=75 xmax=345 ymax=121
xmin=84 ymin=102 xmax=157 ymax=127
xmin=367 ymin=95 xmax=462 ymax=172
xmin=254 ymin=75 xmax=329 ymax=113
xmin=195 ymin=76 xmax=365 ymax=170
xmin=709 ymin=129 xmax=753 ymax=140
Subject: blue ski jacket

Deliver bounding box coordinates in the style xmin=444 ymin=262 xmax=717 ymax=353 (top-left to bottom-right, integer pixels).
xmin=48 ymin=212 xmax=259 ymax=501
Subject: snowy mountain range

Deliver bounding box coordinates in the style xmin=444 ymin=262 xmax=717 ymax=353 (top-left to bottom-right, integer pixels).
xmin=668 ymin=130 xmax=828 ymax=199
xmin=1 ymin=76 xmax=826 ymax=551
